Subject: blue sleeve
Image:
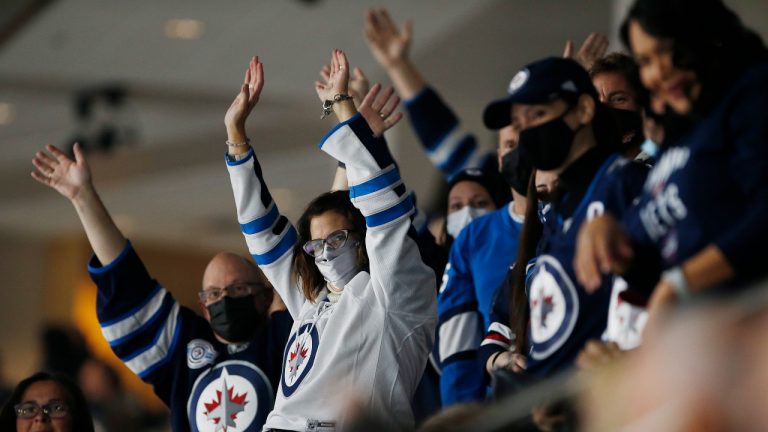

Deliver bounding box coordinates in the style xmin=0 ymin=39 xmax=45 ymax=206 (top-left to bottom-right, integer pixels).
xmin=405 ymin=86 xmax=495 ymax=179
xmin=478 ymin=274 xmax=514 ymax=384
xmin=89 ymin=241 xmax=202 ymax=403
xmin=436 ymin=230 xmax=485 ymax=405
xmin=714 ymin=68 xmax=768 ymax=278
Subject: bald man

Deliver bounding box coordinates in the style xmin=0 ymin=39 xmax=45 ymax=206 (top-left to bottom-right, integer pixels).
xmin=32 ymin=142 xmax=292 ymax=432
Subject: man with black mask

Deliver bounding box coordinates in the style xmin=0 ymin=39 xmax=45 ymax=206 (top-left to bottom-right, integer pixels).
xmin=30 ymin=142 xmax=291 ymax=432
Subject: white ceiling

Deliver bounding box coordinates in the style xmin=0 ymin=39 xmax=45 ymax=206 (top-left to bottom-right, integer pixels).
xmin=0 ymin=0 xmax=765 ymax=254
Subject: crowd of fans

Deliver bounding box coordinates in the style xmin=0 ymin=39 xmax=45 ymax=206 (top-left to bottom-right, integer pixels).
xmin=4 ymin=0 xmax=768 ymax=430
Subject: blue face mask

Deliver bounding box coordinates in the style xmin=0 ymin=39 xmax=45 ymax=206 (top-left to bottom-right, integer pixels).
xmin=641 ymin=138 xmax=659 ymax=158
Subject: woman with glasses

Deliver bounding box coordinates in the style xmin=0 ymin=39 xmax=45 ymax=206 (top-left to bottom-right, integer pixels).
xmin=0 ymin=371 xmax=94 ymax=432
xmin=224 ymin=51 xmax=436 ymax=431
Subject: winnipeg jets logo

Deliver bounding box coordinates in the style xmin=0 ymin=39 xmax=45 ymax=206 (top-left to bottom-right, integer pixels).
xmin=187 ymin=361 xmax=273 ymax=432
xmin=528 ymin=255 xmax=579 ymax=360
xmin=281 ymin=323 xmax=319 ymax=397
xmin=203 ymin=369 xmax=248 ymax=431
xmin=287 ymin=342 xmax=309 ymax=382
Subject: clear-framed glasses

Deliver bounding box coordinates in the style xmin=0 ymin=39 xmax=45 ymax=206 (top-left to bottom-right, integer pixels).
xmin=198 ymin=282 xmax=265 ymax=304
xmin=302 ymin=229 xmax=353 ymax=257
xmin=14 ymin=401 xmax=71 ymax=419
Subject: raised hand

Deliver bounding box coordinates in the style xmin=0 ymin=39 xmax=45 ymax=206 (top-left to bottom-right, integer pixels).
xmin=315 ymin=49 xmax=350 ymax=104
xmin=320 ymin=65 xmax=370 ymax=108
xmin=358 ymin=83 xmax=403 ymax=137
xmin=225 ymin=56 xmax=265 ymax=134
xmin=364 ymin=8 xmax=412 ymax=69
xmin=573 ymin=214 xmax=634 ymax=293
xmin=31 ymin=143 xmax=92 ymax=201
xmin=563 ymin=32 xmax=609 ymax=71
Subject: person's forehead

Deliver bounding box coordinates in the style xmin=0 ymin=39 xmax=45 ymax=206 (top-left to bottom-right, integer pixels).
xmin=22 ymin=380 xmax=68 ymax=402
xmin=593 ymin=72 xmax=632 ymax=92
xmin=309 ymin=211 xmax=350 ymax=238
xmin=202 ymin=258 xmax=260 ymax=290
xmin=448 ymin=181 xmax=491 ymax=200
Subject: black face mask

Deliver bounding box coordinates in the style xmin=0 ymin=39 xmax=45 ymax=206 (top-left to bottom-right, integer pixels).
xmin=500 ymin=147 xmax=532 ymax=196
xmin=206 ymin=295 xmax=262 ymax=343
xmin=518 ymin=115 xmax=579 ymax=171
xmin=609 ymin=108 xmax=644 ymax=154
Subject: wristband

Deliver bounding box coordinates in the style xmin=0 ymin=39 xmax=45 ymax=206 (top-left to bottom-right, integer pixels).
xmin=320 ymin=94 xmax=353 ymax=119
xmin=661 ymin=266 xmax=691 ymax=300
xmin=226 ymin=138 xmax=250 ymax=148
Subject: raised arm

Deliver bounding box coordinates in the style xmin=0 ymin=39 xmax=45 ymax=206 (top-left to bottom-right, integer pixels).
xmin=364 ymin=8 xmax=424 ymax=100
xmin=364 ymin=8 xmax=494 ymax=179
xmin=32 ymin=143 xmax=126 ymax=264
xmin=224 ymin=56 xmax=304 ymax=317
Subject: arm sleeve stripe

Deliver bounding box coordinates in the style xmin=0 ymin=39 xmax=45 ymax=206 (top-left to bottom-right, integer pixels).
xmin=488 ymin=322 xmax=514 ymax=341
xmin=428 ymin=129 xmax=475 ymax=173
xmin=251 ymin=224 xmax=298 ymax=265
xmin=87 ymin=240 xmax=134 ymax=275
xmin=137 ymin=311 xmax=183 ymax=379
xmin=441 ymin=350 xmax=478 ymax=366
xmin=105 ymin=293 xmax=174 ymax=348
xmin=364 ymin=194 xmax=414 ymax=228
xmin=121 ymin=303 xmax=181 ymax=377
xmin=349 ymin=165 xmax=401 ymax=199
xmin=438 ymin=301 xmax=479 ymax=324
xmin=99 ymin=284 xmax=164 ymax=329
xmin=240 ymin=203 xmax=279 ymax=235
xmin=224 ymin=148 xmax=255 ymax=167
xmin=438 ymin=311 xmax=481 ymax=361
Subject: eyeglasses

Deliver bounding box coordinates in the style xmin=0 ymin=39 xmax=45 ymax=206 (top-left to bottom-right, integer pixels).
xmin=14 ymin=401 xmax=71 ymax=419
xmin=302 ymin=229 xmax=353 ymax=257
xmin=198 ymin=282 xmax=266 ymax=303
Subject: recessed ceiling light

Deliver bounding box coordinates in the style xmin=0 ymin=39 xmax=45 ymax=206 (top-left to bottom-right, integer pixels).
xmin=164 ymin=18 xmax=205 ymax=40
xmin=0 ymin=103 xmax=15 ymax=125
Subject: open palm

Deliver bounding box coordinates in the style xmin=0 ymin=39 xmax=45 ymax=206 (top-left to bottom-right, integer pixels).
xmin=31 ymin=143 xmax=91 ymax=200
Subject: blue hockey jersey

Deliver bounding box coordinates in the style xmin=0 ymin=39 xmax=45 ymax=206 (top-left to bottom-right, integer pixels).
xmin=623 ymin=63 xmax=768 ymax=288
xmin=90 ymin=242 xmax=292 ymax=432
xmin=525 ymin=151 xmax=648 ymax=377
xmin=436 ymin=203 xmax=523 ymax=405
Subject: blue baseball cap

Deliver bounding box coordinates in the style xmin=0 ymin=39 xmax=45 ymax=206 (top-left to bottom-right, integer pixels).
xmin=483 ymin=57 xmax=598 ymax=130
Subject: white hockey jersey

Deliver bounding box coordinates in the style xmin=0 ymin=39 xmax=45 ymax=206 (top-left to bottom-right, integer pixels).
xmin=226 ymin=113 xmax=437 ymax=431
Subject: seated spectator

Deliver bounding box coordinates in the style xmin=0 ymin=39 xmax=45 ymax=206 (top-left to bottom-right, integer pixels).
xmin=0 ymin=371 xmax=94 ymax=432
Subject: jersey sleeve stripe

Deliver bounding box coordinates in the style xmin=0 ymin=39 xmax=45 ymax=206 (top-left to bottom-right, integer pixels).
xmin=349 ymin=165 xmax=401 ymax=199
xmin=438 ymin=311 xmax=481 ymax=362
xmin=247 ymin=222 xmax=298 ymax=266
xmin=121 ymin=302 xmax=181 ymax=377
xmin=100 ymin=287 xmax=173 ymax=347
xmin=488 ymin=322 xmax=514 ymax=341
xmin=240 ymin=202 xmax=279 ymax=235
xmin=363 ymin=193 xmax=415 ymax=228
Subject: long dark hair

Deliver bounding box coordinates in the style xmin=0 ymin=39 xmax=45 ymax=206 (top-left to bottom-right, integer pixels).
xmin=509 ymin=171 xmax=544 ymax=353
xmin=620 ymin=0 xmax=768 ymax=139
xmin=292 ymin=190 xmax=368 ymax=302
xmin=0 ymin=371 xmax=95 ymax=432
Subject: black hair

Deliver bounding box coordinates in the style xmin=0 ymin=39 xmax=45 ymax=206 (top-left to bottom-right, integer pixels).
xmin=292 ymin=190 xmax=368 ymax=302
xmin=0 ymin=371 xmax=95 ymax=432
xmin=620 ymin=0 xmax=768 ymax=140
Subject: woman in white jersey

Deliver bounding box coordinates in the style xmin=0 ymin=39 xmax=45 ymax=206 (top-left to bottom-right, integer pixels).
xmin=223 ymin=51 xmax=436 ymax=431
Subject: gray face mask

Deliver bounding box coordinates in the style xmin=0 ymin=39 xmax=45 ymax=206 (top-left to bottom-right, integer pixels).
xmin=314 ymin=240 xmax=360 ymax=291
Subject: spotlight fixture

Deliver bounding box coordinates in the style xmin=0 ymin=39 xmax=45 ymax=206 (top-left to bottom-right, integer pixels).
xmin=164 ymin=18 xmax=205 ymax=40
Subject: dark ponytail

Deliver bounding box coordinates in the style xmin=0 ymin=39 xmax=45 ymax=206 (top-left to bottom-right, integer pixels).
xmin=508 ymin=170 xmax=544 ymax=354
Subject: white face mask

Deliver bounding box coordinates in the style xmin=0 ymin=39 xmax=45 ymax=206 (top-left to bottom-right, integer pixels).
xmin=446 ymin=206 xmax=492 ymax=238
xmin=314 ymin=240 xmax=360 ymax=291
